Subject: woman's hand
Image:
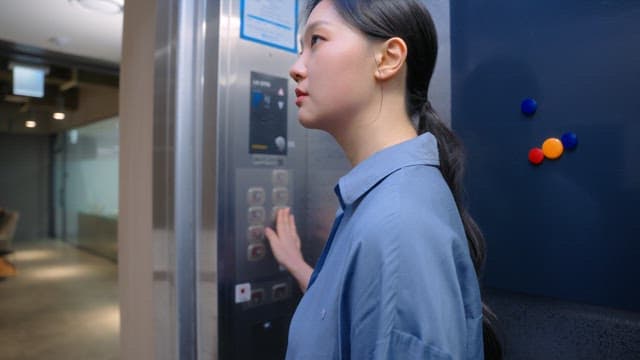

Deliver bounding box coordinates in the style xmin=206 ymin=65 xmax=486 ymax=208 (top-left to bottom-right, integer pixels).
xmin=265 ymin=207 xmax=313 ymax=292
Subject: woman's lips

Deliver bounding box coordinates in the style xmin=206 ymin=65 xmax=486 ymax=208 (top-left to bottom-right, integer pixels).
xmin=295 ymin=88 xmax=308 ymax=107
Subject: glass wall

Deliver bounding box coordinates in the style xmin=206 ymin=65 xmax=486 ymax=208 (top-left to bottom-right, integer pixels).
xmin=54 ymin=117 xmax=119 ymax=260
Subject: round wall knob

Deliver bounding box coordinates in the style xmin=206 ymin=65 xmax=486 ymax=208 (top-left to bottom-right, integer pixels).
xmin=561 ymin=132 xmax=578 ymax=150
xmin=528 ymin=148 xmax=544 ymax=165
xmin=521 ymin=98 xmax=538 ymax=116
xmin=542 ymin=138 xmax=564 ymax=159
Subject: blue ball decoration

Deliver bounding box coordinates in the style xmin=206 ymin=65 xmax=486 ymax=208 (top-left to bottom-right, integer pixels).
xmin=561 ymin=132 xmax=578 ymax=150
xmin=521 ymin=98 xmax=538 ymax=116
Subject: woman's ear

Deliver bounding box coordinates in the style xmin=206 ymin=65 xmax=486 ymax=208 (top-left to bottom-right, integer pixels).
xmin=374 ymin=37 xmax=408 ymax=81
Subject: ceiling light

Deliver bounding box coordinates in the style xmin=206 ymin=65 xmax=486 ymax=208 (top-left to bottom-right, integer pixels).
xmin=53 ymin=112 xmax=66 ymax=120
xmin=70 ymin=0 xmax=124 ymax=15
xmin=25 ymin=120 xmax=37 ymax=128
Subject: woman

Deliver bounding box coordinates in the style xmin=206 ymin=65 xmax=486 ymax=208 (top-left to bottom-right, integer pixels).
xmin=265 ymin=0 xmax=502 ymax=358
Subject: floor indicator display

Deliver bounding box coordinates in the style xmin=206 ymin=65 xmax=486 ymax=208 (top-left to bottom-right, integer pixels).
xmin=249 ymin=71 xmax=288 ymax=155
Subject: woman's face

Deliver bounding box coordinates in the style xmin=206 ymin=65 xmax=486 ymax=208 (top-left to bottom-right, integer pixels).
xmin=290 ymin=0 xmax=379 ymax=132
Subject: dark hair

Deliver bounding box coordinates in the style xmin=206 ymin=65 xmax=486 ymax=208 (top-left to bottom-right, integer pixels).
xmin=305 ymin=1 xmax=503 ymax=358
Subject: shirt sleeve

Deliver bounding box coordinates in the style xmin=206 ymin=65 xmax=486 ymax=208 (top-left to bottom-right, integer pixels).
xmin=340 ymin=190 xmax=475 ymax=359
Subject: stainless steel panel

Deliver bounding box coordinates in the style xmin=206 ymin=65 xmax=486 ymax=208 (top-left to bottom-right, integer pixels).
xmin=152 ymin=0 xmax=178 ymax=358
xmin=215 ymin=1 xmax=305 ymax=358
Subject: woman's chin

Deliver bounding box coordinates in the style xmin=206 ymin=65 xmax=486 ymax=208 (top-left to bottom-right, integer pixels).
xmin=297 ymin=114 xmax=320 ymax=130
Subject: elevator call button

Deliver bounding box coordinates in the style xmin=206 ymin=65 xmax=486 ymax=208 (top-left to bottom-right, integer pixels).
xmin=247 ymin=225 xmax=265 ymax=243
xmin=271 ymin=206 xmax=289 ymax=222
xmin=272 ymin=169 xmax=289 ymax=187
xmin=248 ymin=206 xmax=266 ymax=225
xmin=248 ymin=243 xmax=267 ymax=261
xmin=250 ymin=288 xmax=265 ymax=306
xmin=272 ymin=187 xmax=289 ymax=206
xmin=247 ymin=187 xmax=266 ymax=206
xmin=272 ymin=283 xmax=289 ymax=301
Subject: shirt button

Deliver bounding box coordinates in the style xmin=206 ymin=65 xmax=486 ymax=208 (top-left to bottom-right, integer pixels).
xmin=320 ymin=309 xmax=326 ymax=319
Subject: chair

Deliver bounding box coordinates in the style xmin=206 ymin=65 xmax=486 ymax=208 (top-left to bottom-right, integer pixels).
xmin=0 ymin=210 xmax=19 ymax=278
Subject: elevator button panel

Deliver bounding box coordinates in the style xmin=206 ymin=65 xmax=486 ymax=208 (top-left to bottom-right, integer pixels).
xmin=236 ymin=168 xmax=294 ymax=282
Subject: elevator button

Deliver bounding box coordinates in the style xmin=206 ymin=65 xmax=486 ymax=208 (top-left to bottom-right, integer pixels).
xmin=272 ymin=187 xmax=289 ymax=206
xmin=247 ymin=243 xmax=266 ymax=261
xmin=275 ymin=136 xmax=286 ymax=152
xmin=247 ymin=187 xmax=266 ymax=206
xmin=250 ymin=288 xmax=265 ymax=306
xmin=271 ymin=206 xmax=289 ymax=222
xmin=248 ymin=206 xmax=266 ymax=225
xmin=272 ymin=169 xmax=289 ymax=187
xmin=247 ymin=225 xmax=265 ymax=243
xmin=235 ymin=283 xmax=251 ymax=303
xmin=272 ymin=283 xmax=289 ymax=301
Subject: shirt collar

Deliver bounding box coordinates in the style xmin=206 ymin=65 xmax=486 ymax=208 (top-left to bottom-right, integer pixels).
xmin=336 ymin=132 xmax=440 ymax=208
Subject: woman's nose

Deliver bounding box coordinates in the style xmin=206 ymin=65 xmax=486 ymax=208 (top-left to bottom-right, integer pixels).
xmin=289 ymin=57 xmax=306 ymax=83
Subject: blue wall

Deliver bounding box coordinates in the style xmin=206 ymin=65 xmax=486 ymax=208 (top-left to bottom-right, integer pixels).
xmin=451 ymin=0 xmax=640 ymax=312
xmin=451 ymin=1 xmax=640 ymax=358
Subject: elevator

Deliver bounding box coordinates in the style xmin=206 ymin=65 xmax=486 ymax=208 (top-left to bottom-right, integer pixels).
xmin=142 ymin=0 xmax=451 ymax=359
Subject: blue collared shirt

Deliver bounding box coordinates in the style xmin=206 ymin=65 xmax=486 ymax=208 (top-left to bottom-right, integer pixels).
xmin=286 ymin=133 xmax=484 ymax=360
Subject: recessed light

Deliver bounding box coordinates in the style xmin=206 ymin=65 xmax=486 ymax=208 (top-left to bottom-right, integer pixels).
xmin=25 ymin=120 xmax=37 ymax=128
xmin=53 ymin=112 xmax=66 ymax=120
xmin=70 ymin=0 xmax=124 ymax=15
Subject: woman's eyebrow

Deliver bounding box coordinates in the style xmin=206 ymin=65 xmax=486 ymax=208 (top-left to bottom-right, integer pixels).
xmin=300 ymin=20 xmax=331 ymax=48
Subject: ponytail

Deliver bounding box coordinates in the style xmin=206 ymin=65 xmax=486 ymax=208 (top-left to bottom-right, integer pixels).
xmin=416 ymin=101 xmax=504 ymax=360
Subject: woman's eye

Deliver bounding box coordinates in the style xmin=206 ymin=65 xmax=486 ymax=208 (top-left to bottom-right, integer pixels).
xmin=310 ymin=35 xmax=322 ymax=47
